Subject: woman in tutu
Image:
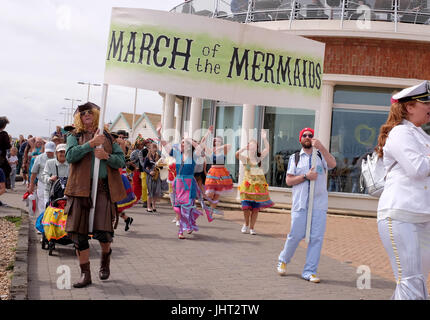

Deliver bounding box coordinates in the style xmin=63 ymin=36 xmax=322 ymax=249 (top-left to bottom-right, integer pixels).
xmin=236 ymin=130 xmax=273 ymax=235
xmin=204 ymin=135 xmax=234 ymax=214
xmin=157 ymin=126 xmax=212 ymax=239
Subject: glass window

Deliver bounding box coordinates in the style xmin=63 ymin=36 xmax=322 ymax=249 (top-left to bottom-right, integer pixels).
xmin=215 ymin=105 xmax=243 ymax=183
xmin=329 ymin=108 xmax=388 ymax=193
xmin=263 ymin=107 xmax=315 ymax=187
xmin=182 ymin=98 xmax=191 ymax=137
xmin=217 ymin=0 xmax=248 ymax=22
xmin=201 ymin=99 xmax=212 ymax=130
xmin=334 ymin=85 xmax=400 ymax=106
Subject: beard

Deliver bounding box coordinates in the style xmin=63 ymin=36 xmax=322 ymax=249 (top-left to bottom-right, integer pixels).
xmin=301 ymin=140 xmax=312 ymax=149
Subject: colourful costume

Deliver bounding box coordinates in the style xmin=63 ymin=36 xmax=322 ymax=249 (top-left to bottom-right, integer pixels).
xmin=239 ymin=159 xmax=274 ymax=210
xmin=116 ymin=168 xmax=137 ymax=213
xmin=205 ymin=153 xmax=233 ymax=195
xmin=41 ymin=204 xmax=68 ymax=241
xmin=171 ymin=146 xmax=213 ymax=235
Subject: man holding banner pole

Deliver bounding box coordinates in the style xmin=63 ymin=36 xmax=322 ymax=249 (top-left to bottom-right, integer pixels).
xmin=277 ymin=127 xmax=336 ymax=283
xmin=64 ymin=99 xmax=126 ymax=288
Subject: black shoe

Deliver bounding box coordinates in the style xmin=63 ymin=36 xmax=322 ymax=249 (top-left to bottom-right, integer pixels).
xmin=125 ymin=217 xmax=133 ymax=231
xmin=152 ymin=209 xmax=157 ymax=212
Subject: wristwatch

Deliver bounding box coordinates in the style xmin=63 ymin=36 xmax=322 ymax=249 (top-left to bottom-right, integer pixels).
xmin=303 ymin=174 xmax=309 ymax=181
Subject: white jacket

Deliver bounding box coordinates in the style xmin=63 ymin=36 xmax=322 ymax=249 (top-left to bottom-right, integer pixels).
xmin=378 ymin=120 xmax=430 ymax=216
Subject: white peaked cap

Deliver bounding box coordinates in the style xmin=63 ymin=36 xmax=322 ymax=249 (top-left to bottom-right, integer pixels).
xmin=392 ymin=81 xmax=430 ymax=102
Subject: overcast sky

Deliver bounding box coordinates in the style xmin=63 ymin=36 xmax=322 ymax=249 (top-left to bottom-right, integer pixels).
xmin=0 ymin=0 xmax=183 ymax=139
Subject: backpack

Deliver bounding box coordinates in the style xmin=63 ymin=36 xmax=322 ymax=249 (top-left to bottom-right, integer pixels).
xmin=359 ymin=151 xmax=396 ymax=197
xmin=294 ymin=150 xmax=322 ymax=167
xmin=50 ymin=177 xmax=68 ymax=202
xmin=48 ymin=164 xmax=68 ymax=204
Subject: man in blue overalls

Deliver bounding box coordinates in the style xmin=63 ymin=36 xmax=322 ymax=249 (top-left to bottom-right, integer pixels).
xmin=277 ymin=127 xmax=336 ymax=283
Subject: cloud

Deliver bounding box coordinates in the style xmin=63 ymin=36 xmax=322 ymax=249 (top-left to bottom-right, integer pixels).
xmin=0 ymin=0 xmax=182 ymax=138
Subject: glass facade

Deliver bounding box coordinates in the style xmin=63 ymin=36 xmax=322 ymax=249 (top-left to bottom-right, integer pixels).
xmin=188 ymin=84 xmax=430 ymax=196
xmin=263 ymin=107 xmax=315 ymax=187
xmin=329 ymin=108 xmax=388 ymax=193
xmin=215 ymin=105 xmax=243 ymax=183
xmin=171 ymin=0 xmax=430 ymax=27
xmin=329 ymin=85 xmax=397 ymax=193
xmin=201 ymin=100 xmax=212 ymax=130
xmin=333 ymin=85 xmax=400 ymax=106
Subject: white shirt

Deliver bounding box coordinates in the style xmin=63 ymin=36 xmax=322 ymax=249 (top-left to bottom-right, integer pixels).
xmin=377 ymin=119 xmax=430 ymax=222
xmin=287 ymin=148 xmax=328 ymax=212
xmin=7 ymin=155 xmax=18 ymax=169
xmin=31 ymin=153 xmax=54 ymax=183
xmin=41 ymin=158 xmax=69 ymax=196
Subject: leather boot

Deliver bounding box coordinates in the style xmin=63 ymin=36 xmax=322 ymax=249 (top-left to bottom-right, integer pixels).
xmin=73 ymin=262 xmax=92 ymax=288
xmin=99 ymin=249 xmax=112 ymax=280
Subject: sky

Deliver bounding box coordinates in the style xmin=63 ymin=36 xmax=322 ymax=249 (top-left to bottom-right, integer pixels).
xmin=0 ymin=0 xmax=183 ymax=139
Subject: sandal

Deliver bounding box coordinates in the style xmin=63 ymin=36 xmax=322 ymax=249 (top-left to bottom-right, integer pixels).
xmin=146 ymin=209 xmax=153 ymax=212
xmin=178 ymin=234 xmax=185 ymax=239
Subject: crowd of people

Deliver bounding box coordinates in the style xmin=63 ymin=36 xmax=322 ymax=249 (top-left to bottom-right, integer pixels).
xmin=1 ymin=80 xmax=430 ymax=299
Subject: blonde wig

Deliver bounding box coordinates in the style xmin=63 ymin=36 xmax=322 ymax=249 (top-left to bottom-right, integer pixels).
xmin=73 ymin=108 xmax=100 ymax=133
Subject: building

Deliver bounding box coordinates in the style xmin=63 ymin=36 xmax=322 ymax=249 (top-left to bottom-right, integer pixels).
xmin=160 ymin=0 xmax=430 ymax=214
xmin=109 ymin=112 xmax=163 ymax=141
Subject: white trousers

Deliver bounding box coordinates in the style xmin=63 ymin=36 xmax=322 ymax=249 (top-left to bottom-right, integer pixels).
xmin=378 ymin=218 xmax=430 ymax=300
xmin=36 ymin=182 xmax=47 ymax=215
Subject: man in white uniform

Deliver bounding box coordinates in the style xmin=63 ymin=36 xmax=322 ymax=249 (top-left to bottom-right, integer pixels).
xmin=277 ymin=127 xmax=336 ymax=283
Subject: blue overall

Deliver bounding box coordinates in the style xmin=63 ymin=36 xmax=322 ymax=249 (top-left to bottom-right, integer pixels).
xmin=278 ymin=149 xmax=328 ymax=280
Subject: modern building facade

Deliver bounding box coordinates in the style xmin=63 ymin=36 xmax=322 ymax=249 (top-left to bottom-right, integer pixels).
xmin=158 ymin=0 xmax=430 ymax=214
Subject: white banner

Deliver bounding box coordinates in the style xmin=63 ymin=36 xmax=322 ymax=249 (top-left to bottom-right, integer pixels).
xmin=104 ymin=8 xmax=325 ymax=110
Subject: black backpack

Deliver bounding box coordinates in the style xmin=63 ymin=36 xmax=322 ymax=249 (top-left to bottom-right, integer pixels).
xmin=49 ymin=165 xmax=68 ymax=203
xmin=294 ymin=150 xmax=323 ymax=170
xmin=294 ymin=150 xmax=322 ymax=166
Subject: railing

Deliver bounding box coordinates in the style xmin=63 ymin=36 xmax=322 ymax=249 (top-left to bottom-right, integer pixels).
xmin=170 ymin=0 xmax=430 ymax=31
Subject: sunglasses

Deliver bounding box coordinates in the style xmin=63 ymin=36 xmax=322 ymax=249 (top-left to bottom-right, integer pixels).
xmin=80 ymin=109 xmax=94 ymax=116
xmin=302 ymin=134 xmax=313 ymax=138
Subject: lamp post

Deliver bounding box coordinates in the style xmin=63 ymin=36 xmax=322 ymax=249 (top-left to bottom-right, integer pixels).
xmin=62 ymin=107 xmax=73 ymax=125
xmin=59 ymin=111 xmax=67 ymax=126
xmin=77 ymin=81 xmax=101 ymax=101
xmin=64 ymin=98 xmax=82 ymax=123
xmin=45 ymin=119 xmax=55 ymax=138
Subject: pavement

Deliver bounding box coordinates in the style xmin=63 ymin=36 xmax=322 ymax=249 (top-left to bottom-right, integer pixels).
xmin=0 ymin=182 xmax=406 ymax=300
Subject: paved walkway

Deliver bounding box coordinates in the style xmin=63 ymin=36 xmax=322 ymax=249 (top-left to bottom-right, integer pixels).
xmin=1 ymin=184 xmax=397 ymax=300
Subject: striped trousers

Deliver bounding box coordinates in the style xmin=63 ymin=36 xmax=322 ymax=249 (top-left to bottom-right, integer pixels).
xmin=378 ymin=217 xmax=430 ymax=300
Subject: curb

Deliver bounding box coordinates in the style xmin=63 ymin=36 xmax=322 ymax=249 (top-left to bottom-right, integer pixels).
xmin=9 ymin=208 xmax=29 ymax=300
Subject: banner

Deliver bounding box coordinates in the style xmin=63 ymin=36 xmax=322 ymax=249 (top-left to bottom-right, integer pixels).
xmin=104 ymin=8 xmax=325 ymax=110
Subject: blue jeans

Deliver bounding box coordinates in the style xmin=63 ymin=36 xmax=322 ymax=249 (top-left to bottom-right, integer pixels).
xmin=278 ymin=208 xmax=327 ymax=279
xmin=10 ymin=168 xmax=16 ymax=189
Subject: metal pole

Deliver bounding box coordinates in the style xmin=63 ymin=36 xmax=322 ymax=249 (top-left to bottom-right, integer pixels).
xmin=88 ymin=83 xmax=108 ymax=233
xmin=212 ymin=0 xmax=219 ymax=18
xmin=305 ymin=110 xmax=320 ymax=243
xmin=394 ymin=0 xmax=398 ymax=32
xmin=87 ymin=84 xmax=91 ymax=101
xmin=70 ymin=100 xmax=74 ymax=124
xmin=340 ymin=0 xmax=345 ymax=29
xmin=245 ymin=0 xmax=255 ymax=23
xmin=131 ymin=88 xmax=138 ymax=141
xmin=289 ymin=0 xmax=296 ymax=29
